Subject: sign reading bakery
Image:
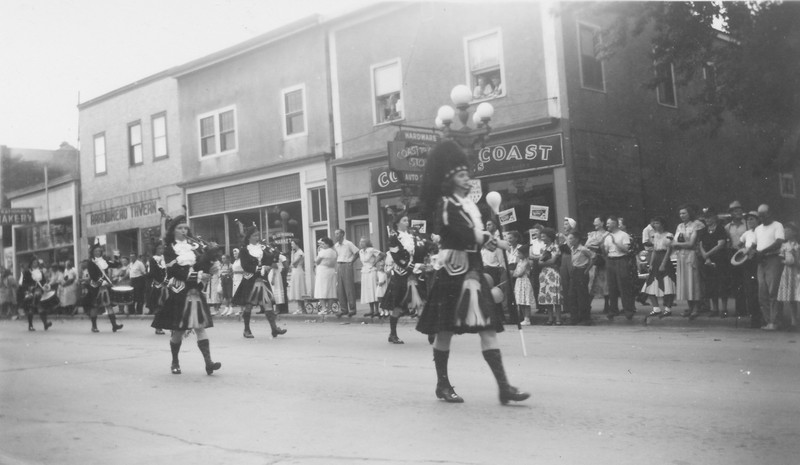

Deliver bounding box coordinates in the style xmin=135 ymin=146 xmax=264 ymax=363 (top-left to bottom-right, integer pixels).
xmin=475 ymin=134 xmax=564 ymax=177
xmin=87 ymin=200 xmax=159 ymax=227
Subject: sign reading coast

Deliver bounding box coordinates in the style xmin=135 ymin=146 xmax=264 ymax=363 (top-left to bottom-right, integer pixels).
xmin=476 ymin=134 xmax=564 ymax=176
xmin=0 ymin=208 xmax=34 ymax=225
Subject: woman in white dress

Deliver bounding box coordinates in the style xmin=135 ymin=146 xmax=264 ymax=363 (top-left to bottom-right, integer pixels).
xmin=314 ymin=237 xmax=338 ymax=314
xmin=269 ymin=252 xmax=287 ymax=308
xmin=359 ymin=237 xmax=380 ymax=317
xmin=673 ymin=205 xmax=704 ymax=318
xmin=287 ymin=239 xmax=307 ymax=314
xmin=58 ymin=259 xmax=79 ymax=313
xmin=230 ymin=248 xmax=244 ymax=316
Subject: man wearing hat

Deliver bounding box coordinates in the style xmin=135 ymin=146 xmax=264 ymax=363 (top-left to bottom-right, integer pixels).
xmin=724 ymin=200 xmax=747 ymax=316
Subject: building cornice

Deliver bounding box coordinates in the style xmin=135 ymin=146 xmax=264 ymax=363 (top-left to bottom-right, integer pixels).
xmin=178 ymin=153 xmax=330 ymax=189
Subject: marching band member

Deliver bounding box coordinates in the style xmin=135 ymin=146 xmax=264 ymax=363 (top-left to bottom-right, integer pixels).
xmin=231 ymin=224 xmax=287 ymax=339
xmin=380 ymin=214 xmax=417 ymax=344
xmin=415 ymin=140 xmax=529 ymax=405
xmin=147 ymin=242 xmax=168 ymax=334
xmin=21 ymin=258 xmax=51 ymax=331
xmin=84 ymin=245 xmax=123 ymax=333
xmin=151 ymin=216 xmax=221 ymax=375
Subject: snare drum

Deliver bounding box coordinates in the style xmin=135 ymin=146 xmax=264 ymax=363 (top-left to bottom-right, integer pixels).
xmin=110 ymin=285 xmax=134 ymax=305
xmin=40 ymin=289 xmax=59 ymax=308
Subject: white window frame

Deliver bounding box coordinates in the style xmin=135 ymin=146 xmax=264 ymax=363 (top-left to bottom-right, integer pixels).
xmin=128 ymin=120 xmax=143 ymax=166
xmin=93 ymin=133 xmax=106 ymax=175
xmin=577 ymin=21 xmax=606 ymax=92
xmin=151 ymin=112 xmax=168 ymax=160
xmin=779 ymin=172 xmax=796 ymax=199
xmin=463 ymin=28 xmax=507 ymax=102
xmin=656 ymin=62 xmax=678 ymax=108
xmin=281 ymin=84 xmax=308 ymax=140
xmin=309 ymin=186 xmax=328 ymax=225
xmin=197 ymin=105 xmax=238 ymax=159
xmin=370 ymin=58 xmax=404 ymax=126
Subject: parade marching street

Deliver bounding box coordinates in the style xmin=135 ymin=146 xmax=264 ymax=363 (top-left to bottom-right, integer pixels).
xmin=2 ymin=314 xmax=799 ymax=465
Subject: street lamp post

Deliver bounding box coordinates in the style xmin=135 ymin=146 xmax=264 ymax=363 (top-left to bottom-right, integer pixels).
xmin=435 ymin=84 xmax=494 ymax=163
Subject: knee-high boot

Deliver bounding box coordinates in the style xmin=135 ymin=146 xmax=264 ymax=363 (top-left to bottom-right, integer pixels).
xmin=170 ymin=341 xmax=181 ymax=374
xmin=108 ymin=312 xmax=123 ymax=332
xmin=433 ymin=349 xmax=463 ymax=403
xmin=243 ymin=311 xmax=253 ymax=338
xmin=482 ymin=349 xmax=530 ymax=405
xmin=27 ymin=312 xmax=35 ymax=330
xmin=197 ymin=339 xmax=221 ymax=375
xmin=91 ymin=317 xmax=99 ymax=332
xmin=266 ymin=310 xmax=286 ymax=337
xmin=388 ymin=316 xmax=403 ymax=344
xmin=40 ymin=311 xmax=52 ymax=330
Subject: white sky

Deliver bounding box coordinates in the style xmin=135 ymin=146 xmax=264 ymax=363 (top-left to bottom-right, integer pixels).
xmin=0 ymin=0 xmax=378 ymax=150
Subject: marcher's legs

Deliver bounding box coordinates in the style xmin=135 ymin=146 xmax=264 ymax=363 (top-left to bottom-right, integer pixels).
xmin=195 ymin=328 xmax=221 ymax=375
xmin=107 ymin=307 xmax=123 ymax=332
xmin=242 ymin=304 xmax=254 ymax=338
xmin=265 ymin=308 xmax=286 ymax=337
xmin=432 ymin=331 xmax=462 ymax=403
xmin=388 ymin=307 xmax=404 ymax=344
xmin=479 ymin=330 xmax=529 ymax=404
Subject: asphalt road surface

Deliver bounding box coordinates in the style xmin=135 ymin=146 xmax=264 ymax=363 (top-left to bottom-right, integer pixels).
xmin=1 ymin=316 xmax=799 ymax=465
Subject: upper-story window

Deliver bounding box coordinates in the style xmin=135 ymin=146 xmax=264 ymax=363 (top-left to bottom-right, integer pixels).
xmin=152 ymin=112 xmax=168 ymax=159
xmin=780 ymin=172 xmax=796 ymax=198
xmin=656 ymin=62 xmax=678 ymax=107
xmin=702 ymin=62 xmax=718 ymax=100
xmin=128 ymin=121 xmax=143 ymax=166
xmin=282 ymin=85 xmax=307 ymax=138
xmin=465 ymin=29 xmax=506 ymax=101
xmin=94 ymin=133 xmax=106 ymax=175
xmin=578 ymin=22 xmax=605 ymax=92
xmin=372 ymin=59 xmax=404 ymax=125
xmin=199 ymin=106 xmax=237 ymax=157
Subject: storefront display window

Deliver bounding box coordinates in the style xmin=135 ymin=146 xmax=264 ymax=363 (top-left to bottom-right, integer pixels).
xmin=485 ymin=177 xmax=555 ymax=240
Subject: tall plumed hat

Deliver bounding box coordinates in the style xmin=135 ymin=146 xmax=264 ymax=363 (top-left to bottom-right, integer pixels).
xmin=166 ymin=215 xmax=187 ymax=234
xmin=419 ymin=140 xmax=470 ymax=221
xmin=243 ymin=222 xmax=260 ymax=242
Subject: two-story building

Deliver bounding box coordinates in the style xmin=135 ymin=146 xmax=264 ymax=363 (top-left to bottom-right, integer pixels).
xmin=174 ymin=16 xmax=333 ymax=289
xmin=328 ymin=3 xmax=570 ymax=249
xmin=78 ymin=69 xmax=183 ymax=259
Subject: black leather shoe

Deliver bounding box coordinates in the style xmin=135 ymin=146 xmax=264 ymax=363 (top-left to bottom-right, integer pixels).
xmin=171 ymin=363 xmax=181 ymax=375
xmin=205 ymin=361 xmax=221 ymax=375
xmin=499 ymin=385 xmax=530 ymax=405
xmin=271 ymin=328 xmax=287 ymax=337
xmin=28 ymin=326 xmax=35 ymax=331
xmin=112 ymin=324 xmax=123 ymax=332
xmin=436 ymin=385 xmax=464 ymax=403
xmin=388 ymin=335 xmax=404 ymax=344
xmin=44 ymin=322 xmax=53 ymax=330
xmin=155 ymin=329 xmax=165 ymax=335
xmin=92 ymin=328 xmax=100 ymax=333
xmin=243 ymin=330 xmax=254 ymax=339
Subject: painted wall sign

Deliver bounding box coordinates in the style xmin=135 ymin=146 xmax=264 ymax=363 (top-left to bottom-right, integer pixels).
xmin=370 ymin=166 xmax=402 ymax=194
xmin=87 ymin=200 xmax=159 ymax=227
xmin=0 ymin=208 xmax=34 ymax=225
xmin=475 ymin=134 xmax=564 ymax=177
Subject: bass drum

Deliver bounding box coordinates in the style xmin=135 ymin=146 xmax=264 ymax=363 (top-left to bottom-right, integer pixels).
xmin=110 ymin=285 xmax=134 ymax=306
xmin=39 ymin=289 xmax=60 ymax=308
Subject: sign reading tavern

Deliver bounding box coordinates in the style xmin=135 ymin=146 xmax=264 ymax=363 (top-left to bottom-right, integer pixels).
xmin=87 ymin=200 xmax=159 ymax=227
xmin=0 ymin=208 xmax=35 ymax=226
xmin=475 ymin=134 xmax=564 ymax=176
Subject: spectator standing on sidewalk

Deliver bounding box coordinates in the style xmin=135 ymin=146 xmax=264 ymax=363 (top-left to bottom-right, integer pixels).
xmin=777 ymin=222 xmax=799 ymax=329
xmin=738 ymin=211 xmax=762 ymax=327
xmin=724 ymin=201 xmax=748 ymax=317
xmin=129 ymin=253 xmax=147 ymax=314
xmin=0 ymin=268 xmax=18 ymax=318
xmin=513 ymin=245 xmax=535 ymax=325
xmin=359 ymin=237 xmax=380 ymax=317
xmin=697 ymin=208 xmax=728 ymax=318
xmin=333 ymin=229 xmax=359 ymax=317
xmin=641 ymin=216 xmax=676 ymax=318
xmin=603 ymin=216 xmax=635 ymax=320
xmin=287 ymin=239 xmax=307 ymax=315
xmin=482 ymin=220 xmax=505 ymax=320
xmin=567 ymin=232 xmax=594 ymax=325
xmin=673 ymin=204 xmax=705 ymax=318
xmin=754 ymin=204 xmax=784 ymax=331
xmin=586 ymin=217 xmax=610 ymax=314
xmin=314 ymin=238 xmax=338 ymax=315
xmin=538 ymin=227 xmax=563 ymax=325
xmin=58 ymin=260 xmax=79 ymax=315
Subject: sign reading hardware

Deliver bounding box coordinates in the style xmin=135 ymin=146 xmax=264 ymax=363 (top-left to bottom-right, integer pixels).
xmin=87 ymin=200 xmax=159 ymax=227
xmin=387 ymin=130 xmax=439 ymax=184
xmin=475 ymin=134 xmax=564 ymax=176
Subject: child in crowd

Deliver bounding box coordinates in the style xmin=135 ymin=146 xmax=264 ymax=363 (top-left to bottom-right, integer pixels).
xmin=375 ymin=254 xmax=389 ymax=318
xmin=513 ymin=245 xmax=535 ymax=325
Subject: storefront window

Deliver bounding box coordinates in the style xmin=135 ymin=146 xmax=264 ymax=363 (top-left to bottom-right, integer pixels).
xmin=485 ymin=177 xmax=555 ymax=242
xmin=266 ymin=201 xmax=303 ymax=256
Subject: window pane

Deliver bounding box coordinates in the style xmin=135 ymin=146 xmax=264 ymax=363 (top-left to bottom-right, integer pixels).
xmin=220 ymin=131 xmax=235 ymax=152
xmin=130 ymin=123 xmax=141 ymax=144
xmin=131 ymin=145 xmax=143 ymax=164
xmin=202 ymin=135 xmax=216 ymax=156
xmin=154 ymin=137 xmax=167 ymax=158
xmin=579 ymin=26 xmax=596 ymax=57
xmin=287 ymin=113 xmax=304 ymax=134
xmin=657 ymin=63 xmax=676 ymax=105
xmin=374 ymin=62 xmax=400 ymax=97
xmin=200 ymin=116 xmax=214 ymax=136
xmin=219 ymin=110 xmax=235 ymax=132
xmin=468 ymin=33 xmax=499 ymax=72
xmin=94 ymin=136 xmax=106 ymax=173
xmin=153 ymin=115 xmax=166 ymax=137
xmin=346 ymin=198 xmax=369 ymax=217
xmin=285 ymin=90 xmax=303 ymax=114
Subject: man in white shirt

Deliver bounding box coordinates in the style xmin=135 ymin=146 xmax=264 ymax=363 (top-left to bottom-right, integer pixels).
xmin=128 ymin=253 xmax=147 ymax=314
xmin=753 ymin=204 xmax=784 ymax=330
xmin=603 ymin=216 xmax=634 ymax=319
xmin=334 ymin=229 xmax=360 ymax=317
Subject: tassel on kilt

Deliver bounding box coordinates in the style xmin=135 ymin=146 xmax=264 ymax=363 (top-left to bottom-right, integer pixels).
xmin=96 ymin=288 xmax=111 ymax=307
xmin=455 ymin=273 xmax=489 ymax=327
xmin=158 ymin=286 xmax=169 ymax=306
xmin=248 ymin=280 xmax=274 ymax=309
xmin=181 ymin=289 xmax=208 ymax=329
xmin=404 ymin=276 xmax=425 ymax=312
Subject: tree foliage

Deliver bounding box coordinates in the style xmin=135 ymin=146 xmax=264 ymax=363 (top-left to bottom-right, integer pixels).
xmin=581 ymin=1 xmax=800 ymax=170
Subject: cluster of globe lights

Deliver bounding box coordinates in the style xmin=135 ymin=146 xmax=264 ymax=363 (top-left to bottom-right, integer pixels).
xmin=434 ymin=84 xmax=494 ymax=129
